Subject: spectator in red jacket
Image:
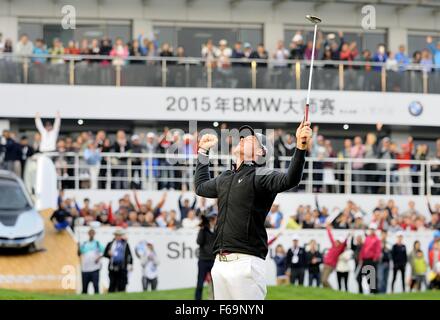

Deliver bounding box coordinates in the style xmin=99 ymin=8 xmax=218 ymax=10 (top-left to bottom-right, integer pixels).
xmin=321 ymin=224 xmax=348 ymax=288
xmin=359 ymin=223 xmax=382 ymax=294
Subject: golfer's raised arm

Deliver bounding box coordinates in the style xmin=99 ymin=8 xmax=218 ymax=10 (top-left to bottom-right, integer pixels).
xmin=256 ymin=121 xmax=312 ymax=193
xmin=194 ymin=134 xmax=219 ymax=198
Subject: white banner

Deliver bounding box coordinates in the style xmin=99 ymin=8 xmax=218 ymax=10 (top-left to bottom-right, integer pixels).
xmin=76 ymin=227 xmax=436 ymax=294
xmin=1 ymin=84 xmax=439 ymax=126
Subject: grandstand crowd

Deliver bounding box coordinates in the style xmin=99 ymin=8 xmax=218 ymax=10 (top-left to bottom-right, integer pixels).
xmin=0 ymin=31 xmax=439 ymax=71
xmin=1 ymin=114 xmax=440 ymax=194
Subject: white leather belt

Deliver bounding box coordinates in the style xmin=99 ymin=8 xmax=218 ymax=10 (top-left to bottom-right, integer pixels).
xmin=216 ymin=253 xmax=250 ymax=262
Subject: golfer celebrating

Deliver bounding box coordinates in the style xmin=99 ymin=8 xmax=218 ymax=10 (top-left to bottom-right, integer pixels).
xmin=194 ymin=120 xmax=312 ymax=300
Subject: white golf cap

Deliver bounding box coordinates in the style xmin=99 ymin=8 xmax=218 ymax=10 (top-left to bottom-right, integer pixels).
xmin=396 ymin=231 xmax=404 ymax=237
xmin=292 ymin=234 xmax=300 ymax=241
xmin=219 ymin=39 xmax=227 ymax=46
xmin=131 ymin=134 xmax=140 ymax=141
xmin=368 ymin=223 xmax=378 ymax=230
xmin=146 ymin=132 xmax=156 ymax=138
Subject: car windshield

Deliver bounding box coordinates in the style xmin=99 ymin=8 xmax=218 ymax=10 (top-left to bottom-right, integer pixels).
xmin=0 ymin=180 xmax=31 ymax=211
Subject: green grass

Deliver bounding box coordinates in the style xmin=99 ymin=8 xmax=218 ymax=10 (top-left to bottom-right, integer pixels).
xmin=1 ymin=286 xmax=440 ymax=300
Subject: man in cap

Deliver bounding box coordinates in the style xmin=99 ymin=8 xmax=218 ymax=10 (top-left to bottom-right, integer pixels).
xmin=103 ymin=228 xmax=133 ymax=292
xmin=359 ymin=223 xmax=382 ymax=294
xmin=391 ymin=231 xmax=408 ymax=292
xmin=285 ymin=234 xmax=307 ymax=285
xmin=195 ymin=120 xmax=311 ymax=299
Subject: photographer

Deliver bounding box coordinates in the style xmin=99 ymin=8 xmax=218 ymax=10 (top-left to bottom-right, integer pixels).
xmin=195 ymin=212 xmax=217 ymax=300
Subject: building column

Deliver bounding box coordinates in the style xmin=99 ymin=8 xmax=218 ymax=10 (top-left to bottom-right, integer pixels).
xmin=264 ymin=22 xmax=284 ymax=56
xmin=0 ymin=16 xmax=18 ymax=42
xmin=388 ymin=27 xmax=407 ymax=54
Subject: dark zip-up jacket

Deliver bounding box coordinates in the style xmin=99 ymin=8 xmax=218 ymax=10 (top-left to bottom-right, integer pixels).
xmin=391 ymin=243 xmax=407 ymax=267
xmin=194 ymin=148 xmax=306 ymax=259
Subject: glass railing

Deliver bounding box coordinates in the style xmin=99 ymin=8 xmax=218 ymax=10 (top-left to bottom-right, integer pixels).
xmin=0 ymin=53 xmax=439 ymax=93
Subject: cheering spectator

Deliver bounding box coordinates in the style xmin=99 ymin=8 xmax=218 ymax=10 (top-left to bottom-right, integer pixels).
xmin=15 ymin=34 xmax=33 ymax=56
xmin=49 ymin=38 xmax=65 ymax=64
xmin=35 ymin=111 xmax=61 ymax=152
xmin=110 ymin=38 xmax=129 ymax=66
xmin=426 ymin=36 xmax=440 ymax=68
xmin=359 ymin=223 xmax=382 ymax=294
xmin=273 ymin=244 xmax=288 ymax=285
xmin=336 ymin=248 xmax=353 ymax=291
xmin=273 ymin=40 xmax=289 ymax=68
xmin=395 ymin=45 xmax=410 ymax=71
xmin=409 ymin=240 xmax=427 ymax=291
xmin=321 ymin=224 xmax=347 ymax=288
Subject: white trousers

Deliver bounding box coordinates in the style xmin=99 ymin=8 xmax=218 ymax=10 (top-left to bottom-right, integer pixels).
xmin=211 ymin=253 xmax=267 ymax=300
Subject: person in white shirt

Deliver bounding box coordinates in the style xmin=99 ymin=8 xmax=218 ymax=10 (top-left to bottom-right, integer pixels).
xmin=35 ymin=111 xmax=61 ymax=152
xmin=182 ymin=209 xmax=201 ymax=229
xmin=15 ymin=34 xmax=34 ymax=56
xmin=136 ymin=241 xmax=159 ymax=291
xmin=272 ymin=40 xmax=289 ymax=68
xmin=79 ymin=228 xmax=104 ymax=294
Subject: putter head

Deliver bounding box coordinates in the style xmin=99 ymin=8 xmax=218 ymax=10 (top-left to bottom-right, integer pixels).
xmin=306 ymin=15 xmax=322 ymax=24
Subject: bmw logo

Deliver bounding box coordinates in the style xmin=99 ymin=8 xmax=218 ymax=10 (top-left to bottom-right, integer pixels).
xmin=408 ymin=101 xmax=423 ymax=117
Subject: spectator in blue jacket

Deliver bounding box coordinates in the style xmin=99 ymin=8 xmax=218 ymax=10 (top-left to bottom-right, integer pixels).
xmin=273 ymin=244 xmax=288 ymax=285
xmin=426 ymin=36 xmax=440 ymax=68
xmin=395 ymin=44 xmax=410 ymax=71
xmin=32 ymin=39 xmax=48 ymax=64
xmin=266 ymin=203 xmax=283 ymax=229
xmin=372 ymin=44 xmax=388 ymax=71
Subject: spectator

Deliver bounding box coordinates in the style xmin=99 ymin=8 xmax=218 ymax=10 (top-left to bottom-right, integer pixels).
xmin=289 ymin=32 xmax=306 ymax=60
xmin=34 ymin=111 xmax=61 ymax=152
xmin=395 ymin=44 xmax=410 ymax=71
xmin=201 ymin=39 xmax=217 ymax=68
xmin=350 ymin=136 xmax=366 ymax=194
xmin=50 ymin=201 xmax=72 ymax=232
xmin=359 ymin=223 xmax=382 ymax=294
xmin=84 ymin=141 xmax=101 ymax=189
xmin=273 ymin=40 xmax=289 ymax=68
xmin=249 ymin=43 xmax=268 ymax=67
xmin=420 ymin=49 xmax=433 ymax=73
xmin=306 ymin=239 xmax=322 ymax=287
xmin=79 ymin=228 xmax=104 ymax=294
xmin=181 ymin=209 xmax=200 ymax=229
xmin=231 ymin=41 xmax=245 ymax=61
xmin=378 ymin=230 xmax=391 ymax=294
xmin=396 ymin=140 xmax=413 ymax=195
xmin=215 ymin=39 xmax=232 ymax=71
xmin=195 ymin=212 xmax=217 ymax=300
xmin=285 ymin=235 xmax=307 ymax=285
xmin=351 ymin=233 xmax=365 ymax=293
xmin=112 ymin=130 xmax=131 ymax=189
xmin=266 ymin=203 xmax=283 ymax=229
xmin=409 ymin=240 xmax=427 ymax=291
xmin=15 ymin=34 xmax=33 ymax=56
xmin=178 ymin=191 xmax=196 ymax=220
xmin=426 ymin=36 xmax=440 ymax=68
xmin=103 ymin=228 xmax=133 ymax=292
xmin=19 ymin=135 xmax=34 ymax=178
xmin=321 ymin=225 xmax=347 ymax=288
xmin=336 ymin=248 xmax=353 ymax=291
xmin=64 ymin=40 xmax=80 ymax=55
xmin=391 ymin=231 xmax=408 ymax=292
xmin=109 ymin=38 xmax=129 ymax=66
xmin=135 ymin=241 xmax=159 ymax=291
xmin=2 ymin=130 xmax=22 ymax=176
xmin=129 ymin=39 xmax=144 ymax=63
xmin=49 ymin=38 xmax=65 ymax=64
xmin=32 ymin=39 xmax=48 ymax=64
xmin=273 ymin=244 xmax=288 ymax=285
xmin=372 ymin=44 xmax=387 ymax=71
xmin=129 ymin=134 xmax=146 ymax=189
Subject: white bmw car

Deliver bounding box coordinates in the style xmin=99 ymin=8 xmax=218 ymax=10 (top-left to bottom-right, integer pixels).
xmin=0 ymin=170 xmax=44 ymax=250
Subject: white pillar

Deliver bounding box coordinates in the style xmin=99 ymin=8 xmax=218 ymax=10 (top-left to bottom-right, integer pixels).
xmin=0 ymin=16 xmax=18 ymax=42
xmin=0 ymin=120 xmax=10 ymax=133
xmin=388 ymin=27 xmax=407 ymax=54
xmin=264 ymin=22 xmax=284 ymax=57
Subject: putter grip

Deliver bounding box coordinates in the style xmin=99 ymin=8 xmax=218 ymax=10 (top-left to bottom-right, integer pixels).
xmin=302 ymin=104 xmax=309 ymax=146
